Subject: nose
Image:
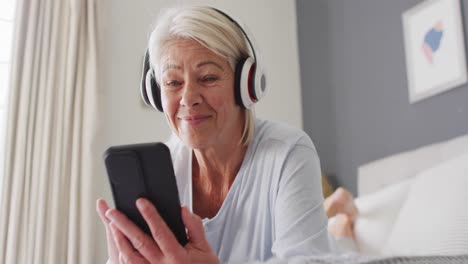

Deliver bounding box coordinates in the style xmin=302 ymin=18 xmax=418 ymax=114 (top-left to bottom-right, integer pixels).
xmin=180 ymin=81 xmax=202 ymax=107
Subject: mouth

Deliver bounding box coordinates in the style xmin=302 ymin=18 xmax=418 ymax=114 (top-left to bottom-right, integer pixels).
xmin=178 ymin=115 xmax=211 ymax=125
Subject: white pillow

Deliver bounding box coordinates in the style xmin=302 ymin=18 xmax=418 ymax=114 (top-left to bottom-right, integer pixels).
xmin=358 ymin=144 xmax=442 ymax=195
xmin=353 ymin=179 xmax=412 ymax=256
xmin=383 ymin=152 xmax=468 ymax=256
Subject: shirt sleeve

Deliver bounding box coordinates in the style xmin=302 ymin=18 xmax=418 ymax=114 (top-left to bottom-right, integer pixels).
xmin=270 ymin=141 xmax=339 ymax=258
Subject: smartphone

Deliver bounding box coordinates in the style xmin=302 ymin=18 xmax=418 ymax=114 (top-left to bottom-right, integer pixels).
xmin=103 ymin=142 xmax=188 ymax=246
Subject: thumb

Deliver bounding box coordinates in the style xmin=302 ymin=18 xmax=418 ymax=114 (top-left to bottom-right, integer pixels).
xmin=182 ymin=207 xmax=208 ymax=246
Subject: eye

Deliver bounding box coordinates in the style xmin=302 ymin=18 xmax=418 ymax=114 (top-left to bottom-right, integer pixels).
xmin=164 ymin=80 xmax=182 ymax=88
xmin=201 ymin=75 xmax=218 ymax=83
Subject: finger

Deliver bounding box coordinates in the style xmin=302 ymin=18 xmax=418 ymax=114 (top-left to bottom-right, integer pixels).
xmin=106 ymin=208 xmax=162 ymax=260
xmin=336 ymin=188 xmax=358 ymax=221
xmin=325 ymin=188 xmax=358 ymax=220
xmin=335 ymin=214 xmax=354 ymax=238
xmin=109 ymin=222 xmax=133 ymax=254
xmin=96 ymin=198 xmax=111 ymax=224
xmin=136 ymin=198 xmax=182 ymax=254
xmin=346 ymin=201 xmax=359 ymax=221
xmin=96 ymin=199 xmax=119 ymax=259
xmin=109 ymin=223 xmax=147 ymax=264
xmin=181 ymin=207 xmax=206 ymax=246
xmin=323 ymin=197 xmax=339 ymax=218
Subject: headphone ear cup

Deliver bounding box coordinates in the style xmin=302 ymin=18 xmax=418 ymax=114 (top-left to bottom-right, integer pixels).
xmin=235 ymin=57 xmax=256 ymax=109
xmin=140 ymin=50 xmax=163 ymax=112
xmin=150 ymin=75 xmax=163 ymax=112
xmin=144 ymin=72 xmax=163 ymax=112
xmin=141 ymin=51 xmax=152 ymax=106
xmin=234 ymin=57 xmax=247 ymax=108
xmin=253 ymin=67 xmax=266 ymax=102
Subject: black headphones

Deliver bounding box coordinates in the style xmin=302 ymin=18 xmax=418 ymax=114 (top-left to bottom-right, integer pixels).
xmin=140 ymin=7 xmax=266 ymax=112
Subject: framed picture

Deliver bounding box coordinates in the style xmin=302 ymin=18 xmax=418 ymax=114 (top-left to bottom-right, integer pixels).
xmin=402 ymin=0 xmax=467 ymax=103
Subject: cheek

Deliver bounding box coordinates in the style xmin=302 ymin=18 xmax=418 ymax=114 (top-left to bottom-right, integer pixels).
xmin=207 ymin=93 xmax=240 ymax=122
xmin=207 ymin=95 xmax=226 ymax=110
xmin=161 ymin=93 xmax=178 ymax=117
xmin=205 ymin=93 xmax=233 ymax=120
xmin=207 ymin=82 xmax=237 ymax=111
xmin=161 ymin=94 xmax=181 ymax=133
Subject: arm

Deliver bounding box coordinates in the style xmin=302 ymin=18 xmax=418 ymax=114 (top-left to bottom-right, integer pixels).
xmin=271 ymin=143 xmax=338 ymax=258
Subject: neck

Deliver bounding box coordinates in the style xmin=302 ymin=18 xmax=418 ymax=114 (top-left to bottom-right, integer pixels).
xmin=192 ymin=140 xmax=247 ymax=191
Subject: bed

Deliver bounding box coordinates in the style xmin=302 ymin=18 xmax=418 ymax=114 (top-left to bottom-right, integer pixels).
xmin=349 ymin=132 xmax=468 ymax=257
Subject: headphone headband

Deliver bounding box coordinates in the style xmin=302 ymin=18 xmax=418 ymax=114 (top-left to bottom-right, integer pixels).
xmin=210 ymin=8 xmax=258 ymax=64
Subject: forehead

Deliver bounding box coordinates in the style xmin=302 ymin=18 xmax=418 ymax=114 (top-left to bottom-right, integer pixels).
xmin=160 ymin=39 xmax=227 ymax=70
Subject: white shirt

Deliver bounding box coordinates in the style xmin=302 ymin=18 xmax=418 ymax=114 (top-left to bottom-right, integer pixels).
xmin=167 ymin=119 xmax=337 ymax=263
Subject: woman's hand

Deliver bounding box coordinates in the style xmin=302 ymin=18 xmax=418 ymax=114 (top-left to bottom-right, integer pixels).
xmin=324 ymin=187 xmax=358 ymax=239
xmin=328 ymin=213 xmax=355 ymax=239
xmin=323 ymin=187 xmax=358 ymax=220
xmin=96 ymin=198 xmax=219 ymax=264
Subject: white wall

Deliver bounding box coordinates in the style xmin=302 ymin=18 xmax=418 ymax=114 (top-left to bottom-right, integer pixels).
xmin=94 ymin=0 xmax=302 ymax=262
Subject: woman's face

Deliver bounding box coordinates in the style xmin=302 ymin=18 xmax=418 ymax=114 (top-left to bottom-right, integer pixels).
xmin=159 ymin=39 xmax=244 ymax=149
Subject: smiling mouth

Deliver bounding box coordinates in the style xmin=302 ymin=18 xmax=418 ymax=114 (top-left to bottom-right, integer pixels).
xmin=178 ymin=115 xmax=211 ymax=125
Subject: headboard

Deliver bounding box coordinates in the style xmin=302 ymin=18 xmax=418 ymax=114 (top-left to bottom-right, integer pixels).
xmin=357 ymin=133 xmax=468 ymax=196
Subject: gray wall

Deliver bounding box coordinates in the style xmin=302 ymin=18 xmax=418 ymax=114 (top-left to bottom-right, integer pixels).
xmin=297 ymin=0 xmax=468 ymax=194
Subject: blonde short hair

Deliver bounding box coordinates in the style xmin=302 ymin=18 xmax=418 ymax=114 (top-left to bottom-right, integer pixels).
xmin=148 ymin=6 xmax=255 ymax=145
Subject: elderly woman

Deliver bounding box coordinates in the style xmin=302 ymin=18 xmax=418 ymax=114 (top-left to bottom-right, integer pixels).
xmin=96 ymin=6 xmax=348 ymax=263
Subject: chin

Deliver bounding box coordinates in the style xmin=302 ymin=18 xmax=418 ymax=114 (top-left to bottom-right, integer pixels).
xmin=180 ymin=135 xmax=212 ymax=150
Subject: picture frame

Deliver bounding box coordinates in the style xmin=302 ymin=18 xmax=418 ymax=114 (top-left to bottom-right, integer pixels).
xmin=402 ymin=0 xmax=467 ymax=104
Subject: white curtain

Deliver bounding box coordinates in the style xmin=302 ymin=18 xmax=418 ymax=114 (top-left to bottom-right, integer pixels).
xmin=0 ymin=0 xmax=102 ymax=263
